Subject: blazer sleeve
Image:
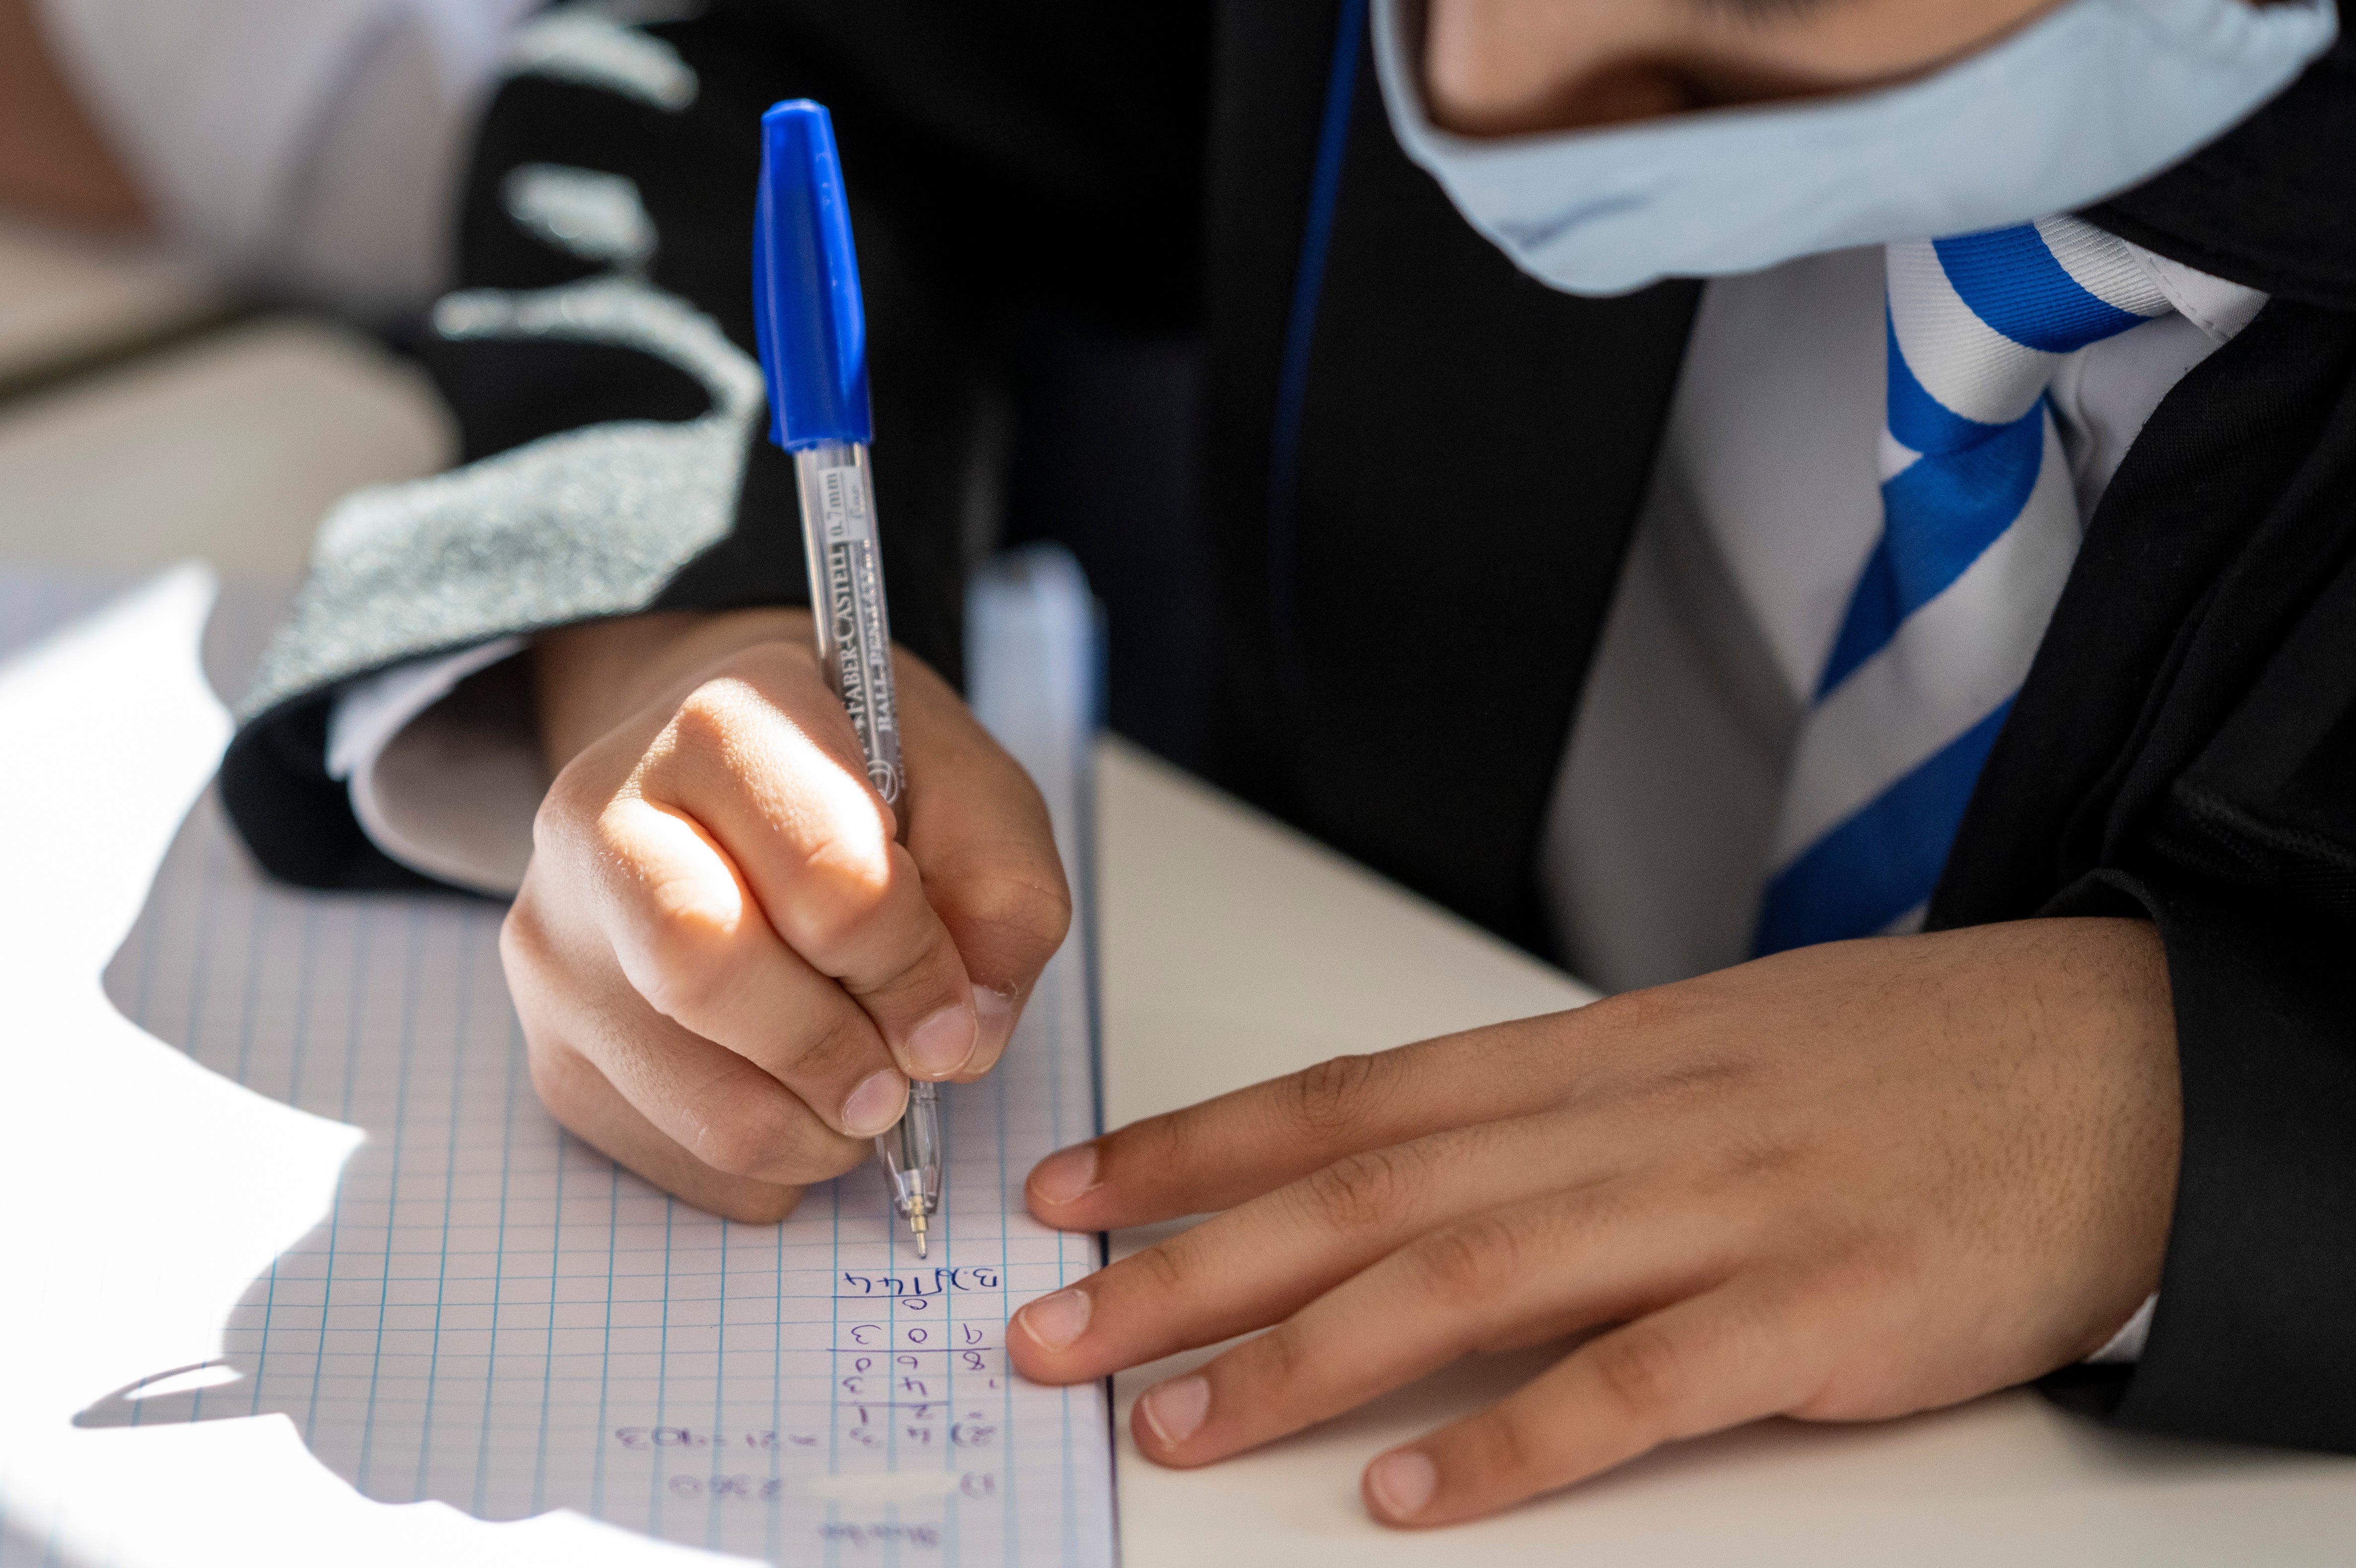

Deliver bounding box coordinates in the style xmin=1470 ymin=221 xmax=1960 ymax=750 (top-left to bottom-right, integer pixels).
xmin=221 ymin=0 xmax=1208 ymax=891
xmin=2044 ymin=537 xmax=2356 ymax=1450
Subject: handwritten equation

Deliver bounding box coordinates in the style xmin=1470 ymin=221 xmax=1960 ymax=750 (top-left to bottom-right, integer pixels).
xmin=604 ymin=1271 xmax=1016 ymax=1530
xmin=837 ymin=1266 xmax=1001 ymax=1307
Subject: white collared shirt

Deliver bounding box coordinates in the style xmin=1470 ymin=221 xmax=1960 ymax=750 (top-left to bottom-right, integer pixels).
xmin=1543 ymin=243 xmax=2266 ymax=996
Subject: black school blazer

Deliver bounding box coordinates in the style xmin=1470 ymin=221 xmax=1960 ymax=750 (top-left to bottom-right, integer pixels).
xmin=223 ymin=2 xmax=2356 ymax=1456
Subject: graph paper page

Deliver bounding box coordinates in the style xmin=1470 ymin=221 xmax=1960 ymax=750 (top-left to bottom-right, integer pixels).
xmin=0 ymin=555 xmax=1111 ymax=1567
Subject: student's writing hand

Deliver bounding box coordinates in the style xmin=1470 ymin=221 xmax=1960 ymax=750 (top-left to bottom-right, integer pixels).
xmin=1010 ymin=917 xmax=2178 ymax=1525
xmin=503 ymin=608 xmax=1070 ymax=1221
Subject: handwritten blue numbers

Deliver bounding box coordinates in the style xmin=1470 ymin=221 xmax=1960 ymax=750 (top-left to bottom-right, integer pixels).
xmin=837 ymin=1266 xmax=1001 ymax=1307
xmin=603 ymin=1265 xmax=1017 ymax=1545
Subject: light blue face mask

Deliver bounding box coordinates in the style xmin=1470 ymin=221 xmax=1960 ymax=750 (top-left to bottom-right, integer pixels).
xmin=1374 ymin=0 xmax=2337 ymax=296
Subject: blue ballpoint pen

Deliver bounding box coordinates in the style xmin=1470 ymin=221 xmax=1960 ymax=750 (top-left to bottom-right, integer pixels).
xmin=753 ymin=99 xmax=941 ymax=1257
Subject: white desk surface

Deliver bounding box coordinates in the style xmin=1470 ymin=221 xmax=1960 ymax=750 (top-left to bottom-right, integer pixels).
xmin=5 ymin=310 xmax=2355 ymax=1563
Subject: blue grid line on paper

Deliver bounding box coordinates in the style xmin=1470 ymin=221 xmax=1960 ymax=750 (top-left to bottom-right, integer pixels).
xmin=286 ymin=899 xmax=329 ymax=1114
xmin=123 ymin=816 xmax=165 ymax=1048
xmin=192 ymin=867 xmax=267 ymax=1428
xmin=706 ymin=1212 xmax=729 ymax=1554
xmin=353 ymin=901 xmax=428 ymax=1494
xmin=176 ymin=820 xmax=226 ymax=1066
xmin=648 ymin=1194 xmax=676 ymax=1535
xmin=589 ymin=1159 xmax=620 ymax=1519
xmin=471 ymin=1009 xmax=524 ymax=1515
xmin=228 ymin=839 xmax=271 ymax=1089
xmin=767 ymin=1211 xmax=786 ymax=1565
xmin=413 ymin=915 xmax=477 ymax=1499
xmin=531 ymin=1125 xmax=568 ymax=1516
xmin=300 ymin=902 xmax=376 ymax=1447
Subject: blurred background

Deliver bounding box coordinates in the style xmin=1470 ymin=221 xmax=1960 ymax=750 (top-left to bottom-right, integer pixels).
xmin=0 ymin=0 xmax=1206 ymax=763
xmin=0 ymin=0 xmax=494 ymax=582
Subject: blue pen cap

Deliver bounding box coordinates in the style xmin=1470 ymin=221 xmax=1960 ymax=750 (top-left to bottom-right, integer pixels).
xmin=753 ymin=100 xmax=872 ymax=449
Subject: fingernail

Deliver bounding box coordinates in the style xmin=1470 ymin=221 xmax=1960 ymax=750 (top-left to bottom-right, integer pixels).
xmin=1017 ymin=1288 xmax=1090 ymax=1352
xmin=1366 ymin=1449 xmax=1438 ymax=1520
xmin=1028 ymin=1143 xmax=1099 ymax=1205
xmin=972 ymin=983 xmax=1016 ymax=1055
xmin=1138 ymin=1374 xmax=1209 ymax=1448
xmin=906 ymin=1003 xmax=978 ymax=1077
xmin=842 ymin=1068 xmax=907 ymax=1136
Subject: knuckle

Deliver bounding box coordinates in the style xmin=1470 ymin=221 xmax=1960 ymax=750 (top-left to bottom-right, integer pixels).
xmin=499 ymin=897 xmax=551 ymax=980
xmin=658 ymin=675 xmax=785 ymax=792
xmin=627 ymin=906 xmax=740 ymax=1029
xmin=951 ymin=872 xmax=1073 ymax=969
xmin=1300 ymin=1146 xmax=1421 ymax=1234
xmin=672 ymin=674 xmax=756 ymax=747
xmin=1290 ymin=1053 xmax=1383 ymax=1140
xmin=779 ymin=1006 xmax=881 ymax=1080
xmin=1251 ymin=1320 xmax=1314 ymax=1388
xmin=690 ymin=1120 xmax=767 ymax=1181
xmin=847 ymin=920 xmax=957 ymax=1008
xmin=781 ymin=847 xmax=900 ymax=959
xmin=1477 ymin=1403 xmax=1545 ymax=1482
xmin=1112 ymin=1110 xmax=1195 ymax=1186
xmin=1714 ymin=1130 xmax=1810 ymax=1185
xmin=1129 ymin=1233 xmax=1197 ymax=1300
xmin=533 ymin=757 xmax=602 ymax=853
xmin=1587 ymin=1326 xmax=1688 ymax=1430
xmin=1825 ymin=1230 xmax=1918 ymax=1307
xmin=766 ymin=1131 xmax=870 ymax=1187
xmin=692 ymin=1104 xmax=796 ymax=1180
xmin=1410 ymin=1212 xmax=1524 ymax=1302
xmin=610 ymin=854 xmax=762 ymax=1026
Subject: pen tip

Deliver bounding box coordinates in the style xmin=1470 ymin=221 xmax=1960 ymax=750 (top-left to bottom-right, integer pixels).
xmin=915 ymin=1232 xmax=928 ymax=1258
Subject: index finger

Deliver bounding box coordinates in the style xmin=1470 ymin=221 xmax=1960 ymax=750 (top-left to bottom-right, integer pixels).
xmin=1025 ymin=1013 xmax=1583 ymax=1231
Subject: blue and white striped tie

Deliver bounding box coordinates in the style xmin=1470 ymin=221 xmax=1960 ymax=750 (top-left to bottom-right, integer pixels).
xmin=1754 ymin=218 xmax=2170 ymax=954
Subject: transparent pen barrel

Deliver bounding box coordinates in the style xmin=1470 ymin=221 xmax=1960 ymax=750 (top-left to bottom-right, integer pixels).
xmin=793 ymin=441 xmax=904 ymax=807
xmin=877 ymin=1080 xmax=942 ymax=1218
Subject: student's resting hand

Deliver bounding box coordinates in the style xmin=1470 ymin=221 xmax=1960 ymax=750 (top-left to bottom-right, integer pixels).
xmin=504 ymin=608 xmax=1070 ymax=1221
xmin=1010 ymin=917 xmax=2179 ymax=1526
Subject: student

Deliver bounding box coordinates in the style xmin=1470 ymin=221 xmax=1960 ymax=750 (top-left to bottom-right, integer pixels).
xmin=196 ymin=0 xmax=2356 ymax=1530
